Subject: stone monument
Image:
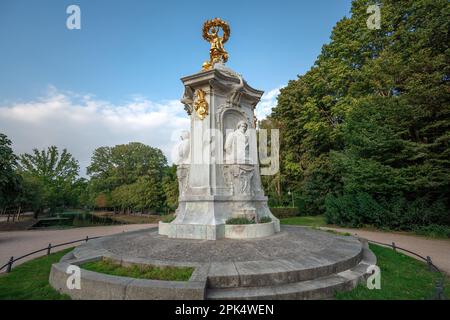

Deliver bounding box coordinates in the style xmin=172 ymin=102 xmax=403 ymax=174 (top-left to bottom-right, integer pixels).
xmin=159 ymin=18 xmax=280 ymax=240
xmin=50 ymin=19 xmax=376 ymax=300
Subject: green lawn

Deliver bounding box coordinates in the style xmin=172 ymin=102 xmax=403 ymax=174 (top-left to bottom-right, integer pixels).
xmin=280 ymin=215 xmax=327 ymax=227
xmin=81 ymin=258 xmax=194 ymax=281
xmin=336 ymin=244 xmax=450 ymax=300
xmin=0 ymin=249 xmax=72 ymax=300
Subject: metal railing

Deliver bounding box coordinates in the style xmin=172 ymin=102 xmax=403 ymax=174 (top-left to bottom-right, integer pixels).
xmin=0 ymin=235 xmax=102 ymax=273
xmin=365 ymin=239 xmax=447 ymax=300
xmin=0 ymin=233 xmax=447 ymax=300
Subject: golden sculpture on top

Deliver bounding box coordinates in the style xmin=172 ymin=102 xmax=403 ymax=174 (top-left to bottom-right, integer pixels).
xmin=202 ymin=18 xmax=230 ymax=71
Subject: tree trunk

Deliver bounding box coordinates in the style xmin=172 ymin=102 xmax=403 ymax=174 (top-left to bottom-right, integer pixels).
xmin=16 ymin=206 xmax=21 ymax=221
xmin=34 ymin=208 xmax=40 ymax=219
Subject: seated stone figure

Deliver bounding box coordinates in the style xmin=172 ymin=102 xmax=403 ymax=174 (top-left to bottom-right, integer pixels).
xmin=224 ymin=121 xmax=250 ymax=164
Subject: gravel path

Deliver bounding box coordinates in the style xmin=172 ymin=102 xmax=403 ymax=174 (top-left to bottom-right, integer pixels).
xmin=322 ymin=227 xmax=450 ymax=275
xmin=0 ymin=224 xmax=156 ymax=271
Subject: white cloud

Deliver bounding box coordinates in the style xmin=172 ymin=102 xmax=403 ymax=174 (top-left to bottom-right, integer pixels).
xmin=0 ymin=85 xmax=283 ymax=176
xmin=255 ymin=86 xmax=284 ymax=120
xmin=0 ymin=87 xmax=190 ymax=176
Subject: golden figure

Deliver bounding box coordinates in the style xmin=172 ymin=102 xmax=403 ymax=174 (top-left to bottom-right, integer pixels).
xmin=194 ymin=89 xmax=209 ymax=120
xmin=202 ymin=18 xmax=230 ymax=70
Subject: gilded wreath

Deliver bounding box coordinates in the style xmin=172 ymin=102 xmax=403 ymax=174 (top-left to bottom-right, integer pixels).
xmin=202 ymin=18 xmax=231 ymax=70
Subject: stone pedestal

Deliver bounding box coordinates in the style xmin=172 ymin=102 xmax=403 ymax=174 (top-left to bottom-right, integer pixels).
xmin=159 ymin=64 xmax=280 ymax=240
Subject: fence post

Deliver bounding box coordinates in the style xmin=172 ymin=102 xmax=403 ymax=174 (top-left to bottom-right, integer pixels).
xmin=426 ymin=256 xmax=433 ymax=271
xmin=433 ymin=279 xmax=447 ymax=300
xmin=6 ymin=256 xmax=13 ymax=273
xmin=47 ymin=243 xmax=51 ymax=256
xmin=391 ymin=242 xmax=396 ymax=251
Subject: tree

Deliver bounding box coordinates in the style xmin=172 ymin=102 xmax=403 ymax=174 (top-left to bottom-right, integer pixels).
xmin=87 ymin=142 xmax=169 ymax=214
xmin=271 ymin=0 xmax=450 ymax=229
xmin=18 ymin=146 xmax=80 ymax=216
xmin=0 ymin=133 xmax=22 ymax=214
xmin=162 ymin=165 xmax=178 ymax=212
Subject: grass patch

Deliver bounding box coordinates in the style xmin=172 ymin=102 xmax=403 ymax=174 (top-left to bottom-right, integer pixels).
xmin=281 ymin=215 xmax=327 ymax=227
xmin=81 ymin=258 xmax=194 ymax=281
xmin=336 ymin=244 xmax=450 ymax=300
xmin=225 ymin=217 xmax=255 ymax=225
xmin=0 ymin=249 xmax=72 ymax=300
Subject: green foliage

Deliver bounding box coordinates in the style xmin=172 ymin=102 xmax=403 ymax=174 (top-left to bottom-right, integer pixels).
xmin=0 ymin=248 xmax=72 ymax=300
xmin=271 ymin=0 xmax=450 ymax=230
xmin=259 ymin=216 xmax=272 ymax=223
xmin=325 ymin=192 xmax=449 ymax=230
xmin=81 ymin=258 xmax=193 ymax=281
xmin=280 ymin=215 xmax=327 ymax=227
xmin=270 ymin=207 xmax=299 ymax=218
xmin=18 ymin=146 xmax=80 ymax=215
xmin=336 ymin=244 xmax=450 ymax=299
xmin=225 ymin=217 xmax=255 ymax=225
xmin=161 ymin=214 xmax=176 ymax=223
xmin=413 ymin=224 xmax=450 ymax=239
xmin=162 ymin=165 xmax=179 ymax=211
xmin=87 ymin=142 xmax=173 ymax=213
xmin=0 ymin=133 xmax=22 ymax=210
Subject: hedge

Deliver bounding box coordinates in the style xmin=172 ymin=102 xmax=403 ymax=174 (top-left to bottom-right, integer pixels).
xmin=270 ymin=207 xmax=300 ymax=219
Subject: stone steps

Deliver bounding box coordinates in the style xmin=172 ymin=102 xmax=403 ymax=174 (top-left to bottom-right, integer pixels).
xmin=206 ymin=240 xmax=376 ymax=300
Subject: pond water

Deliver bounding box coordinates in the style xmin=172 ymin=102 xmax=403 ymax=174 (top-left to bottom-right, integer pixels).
xmin=32 ymin=211 xmax=123 ymax=229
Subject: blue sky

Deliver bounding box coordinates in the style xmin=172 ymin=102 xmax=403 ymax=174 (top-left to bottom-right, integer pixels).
xmin=0 ymin=0 xmax=352 ymax=173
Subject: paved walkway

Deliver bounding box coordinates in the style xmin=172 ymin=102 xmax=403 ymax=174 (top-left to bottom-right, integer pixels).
xmin=0 ymin=224 xmax=156 ymax=271
xmin=322 ymin=227 xmax=450 ymax=275
xmin=2 ymin=224 xmax=449 ymax=276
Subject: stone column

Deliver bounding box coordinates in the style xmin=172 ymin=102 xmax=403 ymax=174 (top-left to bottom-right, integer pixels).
xmin=159 ymin=64 xmax=280 ymax=240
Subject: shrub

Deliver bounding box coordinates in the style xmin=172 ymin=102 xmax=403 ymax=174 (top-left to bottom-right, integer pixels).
xmin=259 ymin=216 xmax=272 ymax=223
xmin=325 ymin=192 xmax=450 ymax=231
xmin=270 ymin=207 xmax=299 ymax=219
xmin=413 ymin=225 xmax=450 ymax=239
xmin=161 ymin=215 xmax=175 ymax=223
xmin=226 ymin=217 xmax=255 ymax=225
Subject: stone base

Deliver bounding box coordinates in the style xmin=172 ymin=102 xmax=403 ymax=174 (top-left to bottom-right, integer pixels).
xmin=49 ymin=226 xmax=377 ymax=300
xmin=158 ymin=222 xmax=225 ymax=240
xmin=162 ymin=195 xmax=280 ymax=240
xmin=159 ymin=221 xmax=279 ymax=240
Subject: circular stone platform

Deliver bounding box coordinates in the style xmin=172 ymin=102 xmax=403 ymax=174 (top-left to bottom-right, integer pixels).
xmin=49 ymin=226 xmax=376 ymax=300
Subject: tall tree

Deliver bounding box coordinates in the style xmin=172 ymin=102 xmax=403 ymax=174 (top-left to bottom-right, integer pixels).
xmin=0 ymin=133 xmax=21 ymax=212
xmin=271 ymin=0 xmax=450 ymax=229
xmin=18 ymin=146 xmax=80 ymax=215
xmin=87 ymin=142 xmax=169 ymax=213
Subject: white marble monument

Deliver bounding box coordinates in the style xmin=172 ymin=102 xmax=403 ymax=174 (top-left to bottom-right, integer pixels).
xmin=159 ymin=18 xmax=279 ymax=240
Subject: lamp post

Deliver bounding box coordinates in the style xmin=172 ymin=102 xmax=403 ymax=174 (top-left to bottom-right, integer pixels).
xmin=288 ymin=190 xmax=294 ymax=208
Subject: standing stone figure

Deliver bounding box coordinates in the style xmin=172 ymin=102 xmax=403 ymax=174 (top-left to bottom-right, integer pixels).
xmin=175 ymin=130 xmax=190 ymax=165
xmin=224 ymin=121 xmax=250 ymax=164
xmin=175 ymin=131 xmax=190 ymax=197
